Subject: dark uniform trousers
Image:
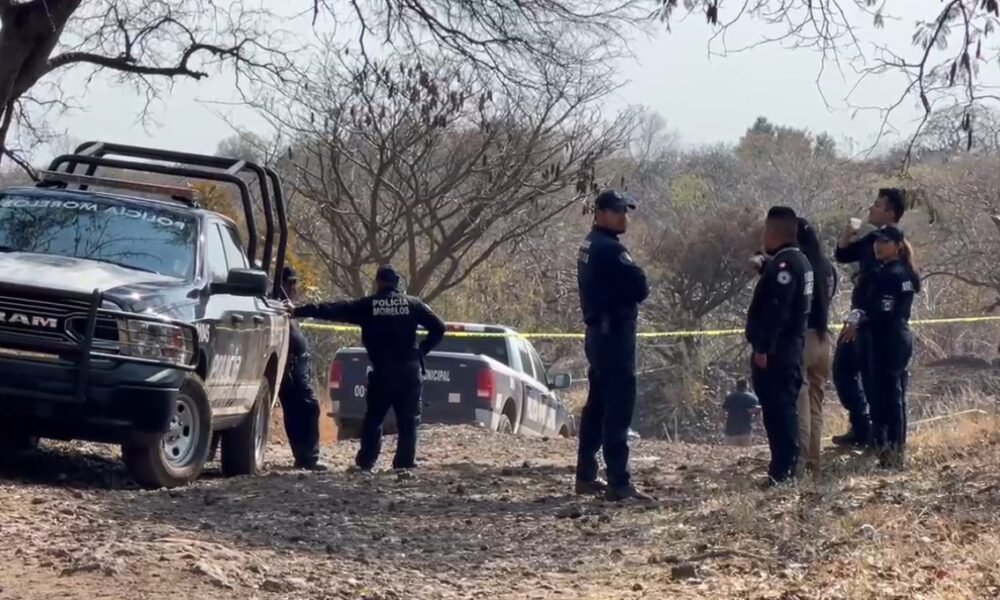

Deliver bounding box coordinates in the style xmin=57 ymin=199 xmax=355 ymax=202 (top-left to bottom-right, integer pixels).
xmin=278 ymin=353 xmax=321 ymax=466
xmin=868 ymin=328 xmax=912 ymax=450
xmin=751 ymin=352 xmax=803 ymax=482
xmin=357 ymin=361 xmax=423 ymax=470
xmin=576 ymin=321 xmax=637 ymax=489
xmin=831 ymin=328 xmax=873 ymax=435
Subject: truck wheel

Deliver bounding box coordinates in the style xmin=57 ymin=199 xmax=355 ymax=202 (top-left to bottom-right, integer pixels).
xmin=123 ymin=375 xmax=212 ymax=489
xmin=496 ymin=414 xmax=514 ymax=434
xmin=220 ymin=378 xmax=272 ymax=477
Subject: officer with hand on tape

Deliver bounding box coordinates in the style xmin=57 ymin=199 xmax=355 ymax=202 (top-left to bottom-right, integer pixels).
xmin=576 ymin=189 xmax=652 ymax=502
xmin=277 ymin=266 xmax=326 ymax=471
xmin=291 ymin=265 xmax=446 ymax=473
xmin=745 ymin=206 xmax=812 ymax=487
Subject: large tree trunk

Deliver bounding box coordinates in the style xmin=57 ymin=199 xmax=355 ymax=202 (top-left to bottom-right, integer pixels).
xmin=0 ymin=0 xmax=81 ymax=164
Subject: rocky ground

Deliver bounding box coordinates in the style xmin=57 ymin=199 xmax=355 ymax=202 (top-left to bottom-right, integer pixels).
xmin=2 ymin=415 xmax=1000 ymax=600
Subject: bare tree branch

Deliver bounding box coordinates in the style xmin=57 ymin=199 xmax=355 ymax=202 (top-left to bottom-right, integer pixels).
xmin=244 ymin=48 xmax=632 ymax=300
xmin=660 ymin=0 xmax=1000 ymax=170
xmin=0 ymin=0 xmax=300 ymax=167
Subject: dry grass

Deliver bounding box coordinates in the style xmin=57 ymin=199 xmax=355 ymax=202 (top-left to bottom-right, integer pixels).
xmin=2 ymin=407 xmax=1000 ymax=599
xmin=640 ymin=410 xmax=1000 ymax=599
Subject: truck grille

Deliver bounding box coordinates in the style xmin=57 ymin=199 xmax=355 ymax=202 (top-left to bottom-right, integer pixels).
xmin=0 ymin=293 xmax=120 ymax=349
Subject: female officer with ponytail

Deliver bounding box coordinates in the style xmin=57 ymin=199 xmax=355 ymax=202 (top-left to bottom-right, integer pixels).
xmin=844 ymin=225 xmax=919 ymax=469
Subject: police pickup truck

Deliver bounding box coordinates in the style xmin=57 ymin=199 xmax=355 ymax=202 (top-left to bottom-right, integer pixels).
xmin=0 ymin=142 xmax=292 ymax=489
xmin=326 ymin=322 xmax=576 ymax=439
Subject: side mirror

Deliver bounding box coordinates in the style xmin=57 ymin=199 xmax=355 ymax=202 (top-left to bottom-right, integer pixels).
xmin=212 ymin=268 xmax=268 ymax=297
xmin=548 ymin=373 xmax=572 ymax=390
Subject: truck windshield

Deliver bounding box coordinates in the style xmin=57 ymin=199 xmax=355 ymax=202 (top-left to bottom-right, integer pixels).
xmin=419 ymin=332 xmax=510 ymax=365
xmin=0 ymin=194 xmax=198 ymax=279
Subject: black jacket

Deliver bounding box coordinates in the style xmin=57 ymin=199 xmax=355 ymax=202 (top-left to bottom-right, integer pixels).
xmin=757 ymin=253 xmax=837 ymax=334
xmin=577 ymin=226 xmax=649 ymax=328
xmin=808 ymin=255 xmax=838 ymax=333
xmin=293 ymin=289 xmax=446 ymax=369
xmin=287 ymin=319 xmax=309 ymax=358
xmin=745 ymin=244 xmax=812 ymax=361
xmin=859 ymin=260 xmax=919 ymax=334
xmin=834 ymin=230 xmax=880 ymax=309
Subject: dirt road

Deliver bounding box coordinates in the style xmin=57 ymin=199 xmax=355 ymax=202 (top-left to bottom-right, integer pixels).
xmin=1 ymin=421 xmax=999 ymax=599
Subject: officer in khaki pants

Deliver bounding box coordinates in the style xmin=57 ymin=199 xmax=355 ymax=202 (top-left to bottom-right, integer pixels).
xmin=796 ymin=218 xmax=837 ymax=474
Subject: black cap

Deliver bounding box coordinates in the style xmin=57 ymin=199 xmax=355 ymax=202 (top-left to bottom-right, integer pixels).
xmin=594 ymin=189 xmax=636 ymax=212
xmin=281 ymin=266 xmax=298 ymax=283
xmin=766 ymin=205 xmax=797 ymax=219
xmin=875 ymin=224 xmax=905 ymax=243
xmin=375 ymin=264 xmax=400 ymax=284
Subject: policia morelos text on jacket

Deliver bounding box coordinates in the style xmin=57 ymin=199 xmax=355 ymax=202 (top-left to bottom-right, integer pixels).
xmin=290 ymin=266 xmax=446 ymax=472
xmin=575 ymin=189 xmax=653 ymax=502
xmin=830 ymin=188 xmax=906 ymax=448
xmin=745 ymin=206 xmax=813 ymax=486
xmin=842 ymin=225 xmax=919 ymax=469
xmin=276 ymin=266 xmax=326 ymax=471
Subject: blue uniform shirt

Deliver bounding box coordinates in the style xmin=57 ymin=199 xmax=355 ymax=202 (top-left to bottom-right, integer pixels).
xmin=834 ymin=229 xmax=881 ymax=309
xmin=577 ymin=226 xmax=649 ymax=327
xmin=744 ymin=245 xmax=813 ymax=359
xmin=294 ymin=289 xmax=446 ymax=368
xmin=860 ymin=260 xmax=919 ymax=332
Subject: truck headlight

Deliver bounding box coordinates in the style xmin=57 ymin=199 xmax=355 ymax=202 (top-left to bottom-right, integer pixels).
xmin=118 ymin=319 xmax=195 ymax=366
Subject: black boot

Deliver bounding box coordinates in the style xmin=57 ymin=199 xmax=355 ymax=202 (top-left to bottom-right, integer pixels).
xmin=575 ymin=478 xmax=608 ymax=495
xmin=832 ymin=417 xmax=871 ymax=448
xmin=606 ymin=485 xmax=654 ymax=502
xmin=295 ymin=460 xmax=329 ymax=472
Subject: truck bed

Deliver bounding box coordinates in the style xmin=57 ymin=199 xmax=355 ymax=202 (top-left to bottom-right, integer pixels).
xmin=331 ymin=348 xmax=512 ymax=436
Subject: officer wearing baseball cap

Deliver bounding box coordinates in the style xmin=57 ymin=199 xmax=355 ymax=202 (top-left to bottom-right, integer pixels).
xmin=575 ymin=188 xmax=652 ymax=501
xmin=831 ymin=188 xmax=907 ymax=448
xmin=851 ymin=224 xmax=920 ymax=469
xmin=277 ymin=266 xmax=325 ymax=471
xmin=291 ymin=265 xmax=446 ymax=472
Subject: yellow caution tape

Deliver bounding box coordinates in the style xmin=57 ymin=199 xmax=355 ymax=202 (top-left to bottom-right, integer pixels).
xmin=299 ymin=314 xmax=1000 ymax=340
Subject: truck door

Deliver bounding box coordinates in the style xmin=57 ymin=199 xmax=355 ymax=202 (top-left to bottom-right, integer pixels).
xmin=528 ymin=346 xmax=561 ymax=436
xmin=514 ymin=338 xmax=548 ymax=436
xmin=199 ymin=223 xmax=247 ymax=415
xmin=215 ymin=223 xmax=262 ymax=412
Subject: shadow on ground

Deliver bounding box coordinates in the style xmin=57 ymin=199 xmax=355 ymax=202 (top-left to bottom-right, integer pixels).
xmin=0 ymin=428 xmax=923 ymax=584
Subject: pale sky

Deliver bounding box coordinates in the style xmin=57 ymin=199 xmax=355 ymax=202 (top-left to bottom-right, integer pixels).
xmin=24 ymin=2 xmax=983 ymax=162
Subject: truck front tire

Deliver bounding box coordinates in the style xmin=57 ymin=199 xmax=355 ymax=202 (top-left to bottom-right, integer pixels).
xmin=123 ymin=374 xmax=213 ymax=489
xmin=220 ymin=378 xmax=272 ymax=477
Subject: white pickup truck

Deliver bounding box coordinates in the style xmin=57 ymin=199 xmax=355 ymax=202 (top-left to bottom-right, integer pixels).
xmin=325 ymin=322 xmax=577 ymax=439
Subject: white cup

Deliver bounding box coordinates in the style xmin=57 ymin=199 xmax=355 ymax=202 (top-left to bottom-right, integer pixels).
xmin=849 ymin=217 xmax=862 ymax=231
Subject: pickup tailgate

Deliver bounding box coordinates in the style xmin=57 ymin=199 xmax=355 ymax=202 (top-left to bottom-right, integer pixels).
xmin=330 ymin=349 xmax=497 ymax=431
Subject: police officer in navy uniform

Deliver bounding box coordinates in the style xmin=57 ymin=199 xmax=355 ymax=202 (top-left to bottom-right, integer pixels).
xmin=277 ymin=266 xmax=326 ymax=471
xmin=575 ymin=189 xmax=652 ymax=502
xmin=848 ymin=225 xmax=919 ymax=469
xmin=291 ymin=266 xmax=446 ymax=472
xmin=745 ymin=206 xmax=812 ymax=486
xmin=831 ymin=188 xmax=906 ymax=448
